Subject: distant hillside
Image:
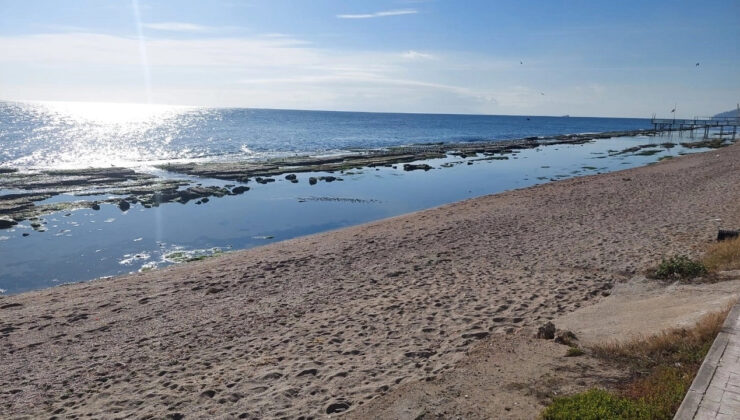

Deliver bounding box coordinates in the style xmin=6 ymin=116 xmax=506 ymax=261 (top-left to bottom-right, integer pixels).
xmin=715 ymin=107 xmax=739 ymax=118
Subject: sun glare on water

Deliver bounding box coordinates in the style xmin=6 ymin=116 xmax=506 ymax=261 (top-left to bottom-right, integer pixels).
xmin=37 ymin=101 xmax=187 ymax=124
xmin=5 ymin=101 xmax=203 ymax=170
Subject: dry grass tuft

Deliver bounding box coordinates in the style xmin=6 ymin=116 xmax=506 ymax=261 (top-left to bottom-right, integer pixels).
xmin=703 ymin=237 xmax=740 ymax=272
xmin=591 ymin=302 xmax=732 ymax=371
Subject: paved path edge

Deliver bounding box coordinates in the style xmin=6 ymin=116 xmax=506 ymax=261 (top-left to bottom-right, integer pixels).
xmin=674 ymin=301 xmax=740 ymax=419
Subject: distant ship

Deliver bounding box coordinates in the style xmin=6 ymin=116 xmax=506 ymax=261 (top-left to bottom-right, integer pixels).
xmin=561 ymin=114 xmax=570 ymax=118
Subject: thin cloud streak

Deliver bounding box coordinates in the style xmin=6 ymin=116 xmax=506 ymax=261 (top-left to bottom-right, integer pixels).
xmin=143 ymin=22 xmax=210 ymax=32
xmin=401 ymin=50 xmax=436 ymax=60
xmin=337 ymin=9 xmax=417 ymax=19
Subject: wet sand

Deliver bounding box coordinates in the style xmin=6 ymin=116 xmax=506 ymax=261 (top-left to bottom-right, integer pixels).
xmin=1 ymin=143 xmax=739 ymax=419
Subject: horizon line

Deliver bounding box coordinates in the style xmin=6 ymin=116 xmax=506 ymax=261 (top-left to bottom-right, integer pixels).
xmin=0 ymin=98 xmax=690 ymax=120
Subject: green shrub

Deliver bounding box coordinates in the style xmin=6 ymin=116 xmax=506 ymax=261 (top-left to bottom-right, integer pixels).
xmin=654 ymin=255 xmax=707 ymax=280
xmin=565 ymin=346 xmax=584 ymax=357
xmin=541 ymin=389 xmax=654 ymax=420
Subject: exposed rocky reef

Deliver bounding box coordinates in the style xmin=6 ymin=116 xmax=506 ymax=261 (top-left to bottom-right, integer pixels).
xmin=0 ymin=128 xmax=672 ymax=227
xmin=609 ymin=137 xmax=735 ymax=156
xmin=154 ymin=129 xmax=660 ymax=182
xmin=0 ymin=167 xmax=250 ymax=227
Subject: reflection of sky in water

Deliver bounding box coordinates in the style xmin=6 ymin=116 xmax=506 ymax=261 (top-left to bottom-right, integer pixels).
xmin=0 ymin=133 xmax=717 ymax=294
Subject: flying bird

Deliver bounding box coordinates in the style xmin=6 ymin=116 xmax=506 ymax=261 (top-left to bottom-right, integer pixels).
xmin=696 ymin=62 xmax=700 ymax=67
xmin=520 ymin=61 xmax=523 ymax=64
xmin=671 ymin=108 xmax=676 ymax=113
xmin=540 ymin=92 xmax=545 ymax=96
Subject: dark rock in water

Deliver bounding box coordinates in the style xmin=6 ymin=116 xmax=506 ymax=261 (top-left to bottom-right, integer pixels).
xmin=326 ymin=401 xmax=351 ymax=414
xmin=195 ymin=200 xmax=202 ymax=205
xmin=255 ymin=177 xmax=275 ymax=184
xmin=231 ymin=186 xmax=250 ymax=195
xmin=22 ymin=233 xmax=30 ymax=237
xmin=536 ymin=321 xmax=556 ymax=339
xmin=150 ymin=190 xmax=179 ymax=205
xmin=285 ymin=174 xmax=297 ymax=181
xmin=118 ymin=200 xmax=130 ymax=211
xmin=174 ymin=186 xmax=229 ymax=203
xmin=0 ymin=218 xmax=17 ymax=229
xmin=308 ymin=177 xmax=318 ymax=185
xmin=403 ymin=163 xmax=433 ymax=171
xmin=320 ymin=176 xmax=337 ymax=183
xmin=201 ymin=197 xmax=209 ymax=203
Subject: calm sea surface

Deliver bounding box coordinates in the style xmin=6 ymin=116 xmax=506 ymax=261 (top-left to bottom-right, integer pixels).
xmin=0 ymin=101 xmax=651 ymax=169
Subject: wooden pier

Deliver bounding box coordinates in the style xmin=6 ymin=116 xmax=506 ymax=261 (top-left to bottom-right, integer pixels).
xmin=651 ymin=116 xmax=739 ymax=139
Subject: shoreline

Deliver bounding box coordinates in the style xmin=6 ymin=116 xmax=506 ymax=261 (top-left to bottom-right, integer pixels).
xmin=1 ymin=142 xmax=739 ymax=418
xmin=0 ymin=130 xmax=732 ymax=295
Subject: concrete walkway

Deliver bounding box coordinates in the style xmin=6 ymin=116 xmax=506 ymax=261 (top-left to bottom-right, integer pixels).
xmin=675 ymin=302 xmax=740 ymax=419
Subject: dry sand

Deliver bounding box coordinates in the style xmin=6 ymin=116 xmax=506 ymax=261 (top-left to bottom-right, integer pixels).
xmin=352 ymin=276 xmax=740 ymax=420
xmin=1 ymin=143 xmax=739 ymax=419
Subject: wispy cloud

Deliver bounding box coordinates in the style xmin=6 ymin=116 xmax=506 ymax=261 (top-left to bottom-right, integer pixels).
xmin=337 ymin=9 xmax=417 ymax=19
xmin=401 ymin=50 xmax=436 ymax=60
xmin=2 ymin=31 xmax=707 ymax=116
xmin=143 ymin=22 xmax=210 ymax=32
xmin=0 ymin=31 xmax=503 ymax=112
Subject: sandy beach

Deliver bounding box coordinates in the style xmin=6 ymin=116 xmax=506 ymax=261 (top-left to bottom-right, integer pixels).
xmin=1 ymin=143 xmax=739 ymax=419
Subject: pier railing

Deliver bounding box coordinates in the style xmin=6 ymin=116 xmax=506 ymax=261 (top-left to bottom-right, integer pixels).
xmin=651 ymin=116 xmax=739 ymax=139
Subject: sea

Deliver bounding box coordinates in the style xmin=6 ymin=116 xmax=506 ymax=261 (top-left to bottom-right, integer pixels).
xmin=0 ymin=101 xmax=652 ymax=170
xmin=0 ymin=101 xmax=711 ymax=294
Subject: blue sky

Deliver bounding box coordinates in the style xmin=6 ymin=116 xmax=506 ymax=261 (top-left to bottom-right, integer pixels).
xmin=0 ymin=0 xmax=738 ymax=117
